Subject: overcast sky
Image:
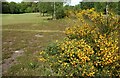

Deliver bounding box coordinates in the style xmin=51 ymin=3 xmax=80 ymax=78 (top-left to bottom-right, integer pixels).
xmin=6 ymin=0 xmax=82 ymax=6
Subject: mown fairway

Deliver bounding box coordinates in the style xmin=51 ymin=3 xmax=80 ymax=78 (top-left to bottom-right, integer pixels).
xmin=2 ymin=13 xmax=70 ymax=76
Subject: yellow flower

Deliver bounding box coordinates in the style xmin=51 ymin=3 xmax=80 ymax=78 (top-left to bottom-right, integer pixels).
xmin=38 ymin=57 xmax=46 ymax=62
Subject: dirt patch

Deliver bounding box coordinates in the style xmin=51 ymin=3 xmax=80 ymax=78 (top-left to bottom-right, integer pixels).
xmin=2 ymin=50 xmax=24 ymax=74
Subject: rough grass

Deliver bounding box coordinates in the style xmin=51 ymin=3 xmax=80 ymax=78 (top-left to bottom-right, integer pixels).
xmin=2 ymin=13 xmax=68 ymax=76
xmin=2 ymin=13 xmax=120 ymax=76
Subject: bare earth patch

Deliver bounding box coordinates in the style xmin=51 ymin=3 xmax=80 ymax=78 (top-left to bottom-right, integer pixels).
xmin=2 ymin=49 xmax=24 ymax=74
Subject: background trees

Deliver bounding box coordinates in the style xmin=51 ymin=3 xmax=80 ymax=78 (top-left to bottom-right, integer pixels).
xmin=37 ymin=2 xmax=53 ymax=16
xmin=2 ymin=2 xmax=39 ymax=14
xmin=1 ymin=1 xmax=119 ymax=18
xmin=94 ymin=2 xmax=106 ymax=13
xmin=81 ymin=2 xmax=94 ymax=10
xmin=80 ymin=1 xmax=119 ymax=14
xmin=9 ymin=2 xmax=19 ymax=14
xmin=2 ymin=2 xmax=10 ymax=13
xmin=55 ymin=2 xmax=65 ymax=19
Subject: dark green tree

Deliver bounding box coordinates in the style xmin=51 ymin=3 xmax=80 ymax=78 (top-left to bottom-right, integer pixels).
xmin=37 ymin=2 xmax=49 ymax=16
xmin=2 ymin=2 xmax=10 ymax=13
xmin=9 ymin=2 xmax=19 ymax=14
xmin=81 ymin=2 xmax=94 ymax=10
xmin=31 ymin=2 xmax=38 ymax=12
xmin=108 ymin=2 xmax=119 ymax=14
xmin=94 ymin=2 xmax=106 ymax=13
xmin=25 ymin=7 xmax=32 ymax=13
xmin=55 ymin=2 xmax=65 ymax=19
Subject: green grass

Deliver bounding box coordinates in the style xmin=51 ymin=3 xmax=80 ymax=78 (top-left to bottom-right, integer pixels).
xmin=2 ymin=13 xmax=48 ymax=25
xmin=2 ymin=13 xmax=68 ymax=76
xmin=2 ymin=13 xmax=68 ymax=31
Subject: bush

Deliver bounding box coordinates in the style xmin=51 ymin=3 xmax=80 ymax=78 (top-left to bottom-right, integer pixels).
xmin=39 ymin=8 xmax=119 ymax=76
xmin=45 ymin=42 xmax=60 ymax=55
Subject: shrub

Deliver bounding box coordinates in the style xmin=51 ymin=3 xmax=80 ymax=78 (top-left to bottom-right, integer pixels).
xmin=39 ymin=8 xmax=119 ymax=76
xmin=45 ymin=42 xmax=60 ymax=55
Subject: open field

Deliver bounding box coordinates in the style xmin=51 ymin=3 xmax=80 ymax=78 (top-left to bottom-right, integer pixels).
xmin=2 ymin=13 xmax=70 ymax=76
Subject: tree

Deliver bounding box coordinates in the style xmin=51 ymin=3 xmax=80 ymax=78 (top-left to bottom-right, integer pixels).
xmin=2 ymin=2 xmax=10 ymax=13
xmin=25 ymin=7 xmax=32 ymax=13
xmin=108 ymin=2 xmax=119 ymax=14
xmin=9 ymin=2 xmax=19 ymax=14
xmin=31 ymin=2 xmax=38 ymax=12
xmin=37 ymin=2 xmax=49 ymax=16
xmin=44 ymin=2 xmax=54 ymax=16
xmin=81 ymin=2 xmax=94 ymax=10
xmin=55 ymin=2 xmax=65 ymax=19
xmin=94 ymin=2 xmax=106 ymax=13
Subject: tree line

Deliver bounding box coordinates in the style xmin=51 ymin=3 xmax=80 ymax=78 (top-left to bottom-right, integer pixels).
xmin=80 ymin=2 xmax=120 ymax=14
xmin=1 ymin=1 xmax=120 ymax=18
xmin=2 ymin=2 xmax=66 ymax=19
xmin=2 ymin=2 xmax=42 ymax=14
